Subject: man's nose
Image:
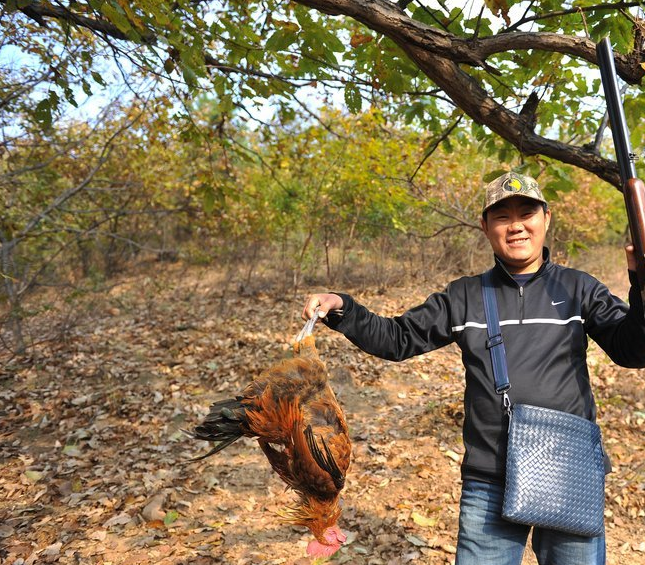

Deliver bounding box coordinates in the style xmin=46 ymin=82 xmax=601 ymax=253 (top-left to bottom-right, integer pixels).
xmin=509 ymin=221 xmax=524 ymax=231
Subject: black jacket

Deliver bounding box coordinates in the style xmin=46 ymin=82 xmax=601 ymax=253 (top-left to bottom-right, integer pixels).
xmin=324 ymin=249 xmax=645 ymax=483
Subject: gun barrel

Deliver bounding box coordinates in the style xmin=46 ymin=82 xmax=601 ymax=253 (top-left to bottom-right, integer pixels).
xmin=597 ymin=37 xmax=645 ymax=290
xmin=596 ymin=38 xmax=637 ymax=184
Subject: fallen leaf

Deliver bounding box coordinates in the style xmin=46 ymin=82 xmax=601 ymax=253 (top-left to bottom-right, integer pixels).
xmin=90 ymin=530 xmax=107 ymax=541
xmin=441 ymin=543 xmax=457 ymax=554
xmin=142 ymin=493 xmax=166 ymax=522
xmin=62 ymin=444 xmax=82 ymax=457
xmin=164 ymin=510 xmax=179 ymax=526
xmin=43 ymin=542 xmax=62 ymax=557
xmin=411 ymin=511 xmax=438 ymax=528
xmin=405 ymin=534 xmax=428 ymax=547
xmin=103 ymin=512 xmax=133 ymax=528
xmin=23 ymin=470 xmax=43 ymax=483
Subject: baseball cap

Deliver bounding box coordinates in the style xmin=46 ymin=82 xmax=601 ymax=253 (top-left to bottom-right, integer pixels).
xmin=482 ymin=172 xmax=547 ymax=214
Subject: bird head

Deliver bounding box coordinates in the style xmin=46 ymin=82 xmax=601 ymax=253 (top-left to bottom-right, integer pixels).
xmin=306 ymin=524 xmax=347 ymax=558
xmin=279 ymin=495 xmax=346 ymax=557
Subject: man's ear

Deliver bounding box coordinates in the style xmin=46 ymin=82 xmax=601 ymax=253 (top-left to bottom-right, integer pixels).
xmin=545 ymin=209 xmax=552 ymax=231
xmin=481 ymin=216 xmax=488 ymax=235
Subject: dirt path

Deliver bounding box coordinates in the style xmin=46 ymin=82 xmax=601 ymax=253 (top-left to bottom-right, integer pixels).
xmin=1 ymin=260 xmax=645 ymax=565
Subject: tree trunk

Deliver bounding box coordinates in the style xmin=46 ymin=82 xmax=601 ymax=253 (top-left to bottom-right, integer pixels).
xmin=0 ymin=236 xmax=26 ymax=355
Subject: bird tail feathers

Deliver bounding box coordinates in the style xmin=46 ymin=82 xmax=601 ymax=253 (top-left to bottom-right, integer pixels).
xmin=186 ymin=398 xmax=247 ymax=460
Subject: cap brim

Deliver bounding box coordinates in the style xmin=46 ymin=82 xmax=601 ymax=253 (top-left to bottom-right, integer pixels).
xmin=483 ymin=193 xmax=547 ymax=213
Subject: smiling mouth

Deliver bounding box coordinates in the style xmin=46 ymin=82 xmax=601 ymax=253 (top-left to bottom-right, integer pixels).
xmin=507 ymin=238 xmax=529 ymax=245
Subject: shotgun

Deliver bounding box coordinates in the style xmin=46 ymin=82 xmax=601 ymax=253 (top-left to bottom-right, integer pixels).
xmin=596 ymin=37 xmax=645 ymax=295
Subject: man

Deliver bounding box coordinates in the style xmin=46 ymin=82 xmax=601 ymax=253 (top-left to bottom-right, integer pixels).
xmin=302 ymin=171 xmax=645 ymax=565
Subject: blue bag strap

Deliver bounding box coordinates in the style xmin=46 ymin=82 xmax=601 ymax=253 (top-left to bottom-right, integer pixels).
xmin=481 ymin=270 xmax=511 ymax=396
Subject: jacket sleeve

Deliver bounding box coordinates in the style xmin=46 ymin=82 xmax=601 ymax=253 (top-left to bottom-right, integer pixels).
xmin=322 ymin=288 xmax=456 ymax=362
xmin=584 ymin=270 xmax=645 ymax=368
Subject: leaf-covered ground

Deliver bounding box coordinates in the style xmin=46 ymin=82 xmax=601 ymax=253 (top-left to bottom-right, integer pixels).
xmin=2 ymin=253 xmax=645 ymax=565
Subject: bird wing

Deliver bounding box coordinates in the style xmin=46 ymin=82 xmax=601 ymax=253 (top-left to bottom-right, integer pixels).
xmin=304 ymin=424 xmax=345 ymax=490
xmin=290 ymin=382 xmax=351 ymax=498
xmin=248 ymin=385 xmax=350 ymax=499
xmin=290 ymin=417 xmax=350 ymax=499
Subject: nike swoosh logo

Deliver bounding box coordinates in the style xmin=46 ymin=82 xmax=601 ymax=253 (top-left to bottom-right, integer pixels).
xmin=551 ymin=300 xmax=565 ymax=306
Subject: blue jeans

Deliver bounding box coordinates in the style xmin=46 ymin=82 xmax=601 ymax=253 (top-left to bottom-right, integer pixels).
xmin=456 ymin=480 xmax=606 ymax=565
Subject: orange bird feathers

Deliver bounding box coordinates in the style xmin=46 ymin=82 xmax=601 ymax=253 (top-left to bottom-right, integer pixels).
xmin=188 ymin=313 xmax=351 ymax=557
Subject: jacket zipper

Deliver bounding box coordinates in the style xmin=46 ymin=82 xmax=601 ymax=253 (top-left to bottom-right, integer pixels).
xmin=519 ymin=286 xmax=524 ymax=324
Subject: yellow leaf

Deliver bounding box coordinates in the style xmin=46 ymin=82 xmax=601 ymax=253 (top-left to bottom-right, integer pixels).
xmin=484 ymin=0 xmax=511 ymax=25
xmin=350 ymin=33 xmax=373 ymax=48
xmin=411 ymin=512 xmax=438 ymax=528
xmin=273 ymin=19 xmax=299 ymax=33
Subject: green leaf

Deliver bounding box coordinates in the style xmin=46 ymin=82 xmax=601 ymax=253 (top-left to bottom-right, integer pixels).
xmin=483 ymin=169 xmax=508 ymax=182
xmin=163 ymin=58 xmax=175 ymax=74
xmin=218 ymin=94 xmax=234 ymax=113
xmin=544 ymin=179 xmax=573 ymax=200
xmin=344 ymin=83 xmax=362 ymax=114
xmin=164 ymin=510 xmax=179 ymax=526
xmin=100 ymin=3 xmax=132 ymax=35
xmin=34 ymin=98 xmax=52 ymax=128
xmin=63 ymin=86 xmax=77 ymax=108
xmin=91 ymin=71 xmax=106 ymax=86
xmin=381 ymin=69 xmax=406 ymax=95
xmin=182 ymin=66 xmax=198 ymax=88
xmin=150 ymin=5 xmax=171 ymax=27
xmin=320 ymin=29 xmax=345 ymax=53
xmin=294 ymin=5 xmax=315 ymax=30
xmin=202 ymin=184 xmax=215 ymax=213
xmin=82 ymin=79 xmax=93 ymax=96
xmin=265 ymin=28 xmax=298 ymax=52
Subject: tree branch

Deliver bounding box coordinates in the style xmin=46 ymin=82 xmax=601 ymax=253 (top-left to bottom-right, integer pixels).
xmin=292 ymin=0 xmax=633 ymax=187
xmin=410 ymin=114 xmax=464 ymax=181
xmin=292 ymin=0 xmax=643 ymax=84
xmin=504 ymin=2 xmax=641 ymax=33
xmin=4 ymin=105 xmax=147 ymax=253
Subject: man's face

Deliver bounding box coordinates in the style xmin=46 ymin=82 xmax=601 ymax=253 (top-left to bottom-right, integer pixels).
xmin=481 ymin=197 xmax=551 ymax=274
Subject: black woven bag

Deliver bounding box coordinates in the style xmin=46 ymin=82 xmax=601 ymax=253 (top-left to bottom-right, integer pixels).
xmin=482 ymin=270 xmax=605 ymax=537
xmin=503 ymin=404 xmax=605 ymax=536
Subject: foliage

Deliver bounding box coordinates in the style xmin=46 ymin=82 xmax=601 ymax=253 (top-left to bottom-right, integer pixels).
xmin=550 ymin=169 xmax=626 ymax=256
xmin=0 ymin=82 xmax=631 ymax=353
xmin=1 ymin=0 xmax=643 ymax=187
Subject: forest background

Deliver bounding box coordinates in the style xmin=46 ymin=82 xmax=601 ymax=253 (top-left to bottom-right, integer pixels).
xmin=1 ymin=1 xmax=645 ymax=564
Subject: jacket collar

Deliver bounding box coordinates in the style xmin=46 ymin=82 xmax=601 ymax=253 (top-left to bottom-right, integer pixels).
xmin=492 ymin=247 xmax=552 ymax=285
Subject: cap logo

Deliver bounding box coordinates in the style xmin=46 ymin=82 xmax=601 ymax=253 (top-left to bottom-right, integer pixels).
xmin=504 ymin=177 xmax=524 ymax=193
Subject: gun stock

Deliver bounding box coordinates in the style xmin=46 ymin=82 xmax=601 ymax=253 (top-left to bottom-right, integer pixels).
xmin=624 ymin=178 xmax=645 ymax=288
xmin=596 ymin=38 xmax=645 ymax=291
